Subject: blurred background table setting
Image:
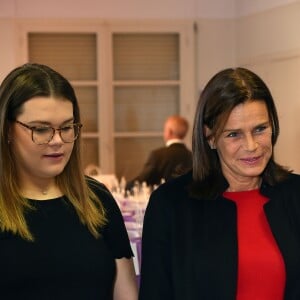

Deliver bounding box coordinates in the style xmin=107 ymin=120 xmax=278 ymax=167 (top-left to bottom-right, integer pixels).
xmin=84 ymin=164 xmax=157 ymax=281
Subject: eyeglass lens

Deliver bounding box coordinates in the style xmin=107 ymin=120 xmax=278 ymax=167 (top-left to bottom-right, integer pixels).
xmin=33 ymin=124 xmax=81 ymax=144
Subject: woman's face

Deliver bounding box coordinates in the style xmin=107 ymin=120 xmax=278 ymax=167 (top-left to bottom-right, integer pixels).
xmin=212 ymin=100 xmax=273 ymax=190
xmin=10 ymin=96 xmax=75 ymax=184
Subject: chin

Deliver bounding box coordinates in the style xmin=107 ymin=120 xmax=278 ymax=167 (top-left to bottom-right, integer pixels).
xmin=46 ymin=167 xmax=66 ymax=178
xmin=242 ymin=169 xmax=264 ymax=178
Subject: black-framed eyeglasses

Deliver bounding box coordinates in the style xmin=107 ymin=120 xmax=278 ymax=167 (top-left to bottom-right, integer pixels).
xmin=15 ymin=120 xmax=82 ymax=145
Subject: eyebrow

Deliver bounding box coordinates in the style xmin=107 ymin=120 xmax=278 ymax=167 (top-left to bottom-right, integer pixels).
xmin=26 ymin=118 xmax=75 ymax=126
xmin=222 ymin=121 xmax=270 ymax=133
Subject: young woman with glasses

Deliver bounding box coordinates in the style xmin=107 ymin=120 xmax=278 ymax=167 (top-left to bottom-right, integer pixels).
xmin=0 ymin=63 xmax=138 ymax=299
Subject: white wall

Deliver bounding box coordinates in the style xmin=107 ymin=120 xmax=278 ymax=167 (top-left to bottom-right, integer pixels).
xmin=0 ymin=0 xmax=236 ymax=19
xmin=195 ymin=18 xmax=236 ymax=91
xmin=2 ymin=0 xmax=295 ymax=18
xmin=237 ymin=2 xmax=300 ymax=62
xmin=0 ymin=0 xmax=195 ymax=19
xmin=236 ymin=0 xmax=299 ymax=16
xmin=0 ymin=18 xmax=17 ymax=82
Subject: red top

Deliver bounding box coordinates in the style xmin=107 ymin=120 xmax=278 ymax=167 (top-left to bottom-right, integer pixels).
xmin=223 ymin=189 xmax=286 ymax=300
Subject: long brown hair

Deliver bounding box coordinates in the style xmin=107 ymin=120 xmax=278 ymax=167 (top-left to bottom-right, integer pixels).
xmin=0 ymin=63 xmax=106 ymax=240
xmin=191 ymin=67 xmax=290 ymax=199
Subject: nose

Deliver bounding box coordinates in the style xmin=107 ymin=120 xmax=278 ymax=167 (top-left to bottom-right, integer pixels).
xmin=48 ymin=129 xmax=64 ymax=144
xmin=243 ymin=134 xmax=258 ymax=151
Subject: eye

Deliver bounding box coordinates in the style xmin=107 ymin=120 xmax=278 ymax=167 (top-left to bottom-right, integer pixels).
xmin=33 ymin=126 xmax=52 ymax=135
xmin=60 ymin=124 xmax=74 ymax=132
xmin=254 ymin=125 xmax=268 ymax=134
xmin=226 ymin=131 xmax=240 ymax=138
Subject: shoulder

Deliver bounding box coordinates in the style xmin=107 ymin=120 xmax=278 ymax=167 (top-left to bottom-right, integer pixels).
xmin=262 ymin=173 xmax=300 ymax=201
xmin=169 ymin=142 xmax=188 ymax=148
xmin=145 ymin=147 xmax=169 ymax=162
xmin=144 ymin=172 xmax=195 ymax=230
xmin=86 ymin=175 xmax=111 ymax=195
xmin=273 ymin=173 xmax=300 ymax=190
xmin=149 ymin=171 xmax=192 ymax=204
xmin=167 ymin=143 xmax=192 ymax=153
xmin=151 ymin=146 xmax=167 ymax=155
xmin=85 ymin=176 xmax=118 ymax=210
xmin=161 ymin=170 xmax=192 ymax=190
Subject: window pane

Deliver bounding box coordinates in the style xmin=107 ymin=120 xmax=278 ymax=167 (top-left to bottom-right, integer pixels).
xmin=114 ymin=86 xmax=179 ymax=132
xmin=113 ymin=33 xmax=179 ymax=80
xmin=81 ymin=138 xmax=99 ymax=169
xmin=74 ymin=86 xmax=98 ymax=132
xmin=115 ymin=137 xmax=163 ymax=181
xmin=28 ymin=33 xmax=97 ymax=80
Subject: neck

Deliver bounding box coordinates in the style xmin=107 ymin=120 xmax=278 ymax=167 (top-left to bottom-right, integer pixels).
xmin=19 ymin=181 xmax=63 ymax=200
xmin=166 ymin=138 xmax=183 ymax=146
xmin=21 ymin=188 xmax=63 ymax=200
xmin=226 ymin=177 xmax=262 ymax=192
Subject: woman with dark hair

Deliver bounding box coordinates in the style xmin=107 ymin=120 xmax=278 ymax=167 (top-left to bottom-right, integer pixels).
xmin=139 ymin=68 xmax=300 ymax=299
xmin=0 ymin=63 xmax=137 ymax=299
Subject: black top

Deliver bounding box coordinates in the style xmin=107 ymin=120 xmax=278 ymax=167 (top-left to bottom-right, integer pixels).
xmin=0 ymin=180 xmax=133 ymax=299
xmin=139 ymin=171 xmax=300 ymax=300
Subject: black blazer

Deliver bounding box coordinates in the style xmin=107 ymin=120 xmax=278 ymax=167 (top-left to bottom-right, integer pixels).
xmin=139 ymin=172 xmax=300 ymax=300
xmin=126 ymin=143 xmax=192 ymax=189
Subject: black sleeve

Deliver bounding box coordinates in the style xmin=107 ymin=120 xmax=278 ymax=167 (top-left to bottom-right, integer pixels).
xmin=88 ymin=178 xmax=134 ymax=259
xmin=139 ymin=186 xmax=173 ymax=300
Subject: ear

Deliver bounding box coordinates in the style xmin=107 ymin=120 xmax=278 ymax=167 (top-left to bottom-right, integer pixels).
xmin=204 ymin=125 xmax=216 ymax=150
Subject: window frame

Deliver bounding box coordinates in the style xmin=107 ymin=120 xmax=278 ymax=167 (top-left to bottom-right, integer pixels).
xmin=16 ymin=19 xmax=196 ymax=176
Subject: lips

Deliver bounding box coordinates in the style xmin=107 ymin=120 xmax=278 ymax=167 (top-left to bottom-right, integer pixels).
xmin=44 ymin=153 xmax=63 ymax=158
xmin=240 ymin=155 xmax=262 ymax=164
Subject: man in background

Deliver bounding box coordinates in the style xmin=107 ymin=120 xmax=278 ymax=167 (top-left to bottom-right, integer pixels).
xmin=126 ymin=115 xmax=192 ymax=191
